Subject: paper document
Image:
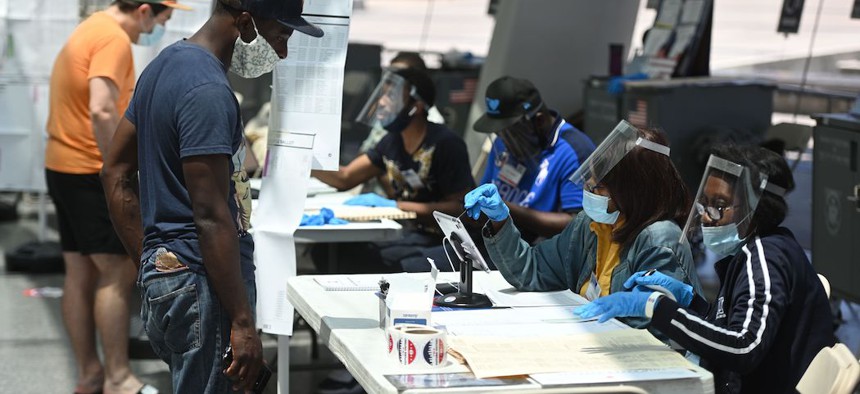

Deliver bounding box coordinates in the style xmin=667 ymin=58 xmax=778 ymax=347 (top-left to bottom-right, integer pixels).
xmin=483 ymin=286 xmax=586 ymax=307
xmin=669 ymin=25 xmax=698 ymax=58
xmin=531 ymin=368 xmax=699 ymax=386
xmin=681 ymin=0 xmax=706 ymax=24
xmin=449 ymin=329 xmax=694 ymax=379
xmin=655 ymin=0 xmax=682 ymax=27
xmin=433 ymin=306 xmax=629 ymax=337
xmin=642 ymin=27 xmax=672 ymax=56
xmin=385 ymin=373 xmax=535 ymax=391
xmin=303 ymin=192 xmax=417 ymax=221
xmin=252 ymin=132 xmax=314 ymax=335
xmin=314 ymin=276 xmax=381 ymax=291
xmin=271 ymin=0 xmax=353 ymax=171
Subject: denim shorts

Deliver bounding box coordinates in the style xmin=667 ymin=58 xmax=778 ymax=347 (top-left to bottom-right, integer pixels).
xmin=139 ymin=248 xmax=256 ymax=393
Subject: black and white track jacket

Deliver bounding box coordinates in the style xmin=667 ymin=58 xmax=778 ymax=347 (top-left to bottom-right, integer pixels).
xmin=650 ymin=227 xmax=835 ymax=394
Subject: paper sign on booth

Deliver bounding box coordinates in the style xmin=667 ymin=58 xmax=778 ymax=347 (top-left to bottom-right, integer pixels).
xmin=271 ymin=0 xmax=353 ymax=171
xmin=252 ymin=131 xmax=314 ymax=335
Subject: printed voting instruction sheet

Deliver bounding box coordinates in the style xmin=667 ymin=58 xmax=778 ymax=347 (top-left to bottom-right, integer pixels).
xmin=271 ymin=0 xmax=353 ymax=170
xmin=252 ymin=132 xmax=314 ymax=335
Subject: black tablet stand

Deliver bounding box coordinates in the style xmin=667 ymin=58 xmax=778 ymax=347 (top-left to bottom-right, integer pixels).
xmin=433 ymin=233 xmax=492 ymax=308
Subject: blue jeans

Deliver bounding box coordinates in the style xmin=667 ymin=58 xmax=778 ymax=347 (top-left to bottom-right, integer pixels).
xmin=139 ymin=249 xmax=256 ymax=393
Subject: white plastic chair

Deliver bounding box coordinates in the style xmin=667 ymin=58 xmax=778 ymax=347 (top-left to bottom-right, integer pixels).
xmin=832 ymin=343 xmax=860 ymax=394
xmin=797 ymin=343 xmax=860 ymax=394
xmin=818 ymin=273 xmax=831 ymax=299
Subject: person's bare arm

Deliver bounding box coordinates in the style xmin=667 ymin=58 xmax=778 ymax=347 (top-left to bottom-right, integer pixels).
xmin=101 ymin=117 xmax=143 ymax=266
xmin=183 ymin=154 xmax=262 ymax=391
xmin=507 ymin=204 xmax=575 ymax=238
xmin=311 ymin=153 xmax=382 ymax=191
xmin=89 ymin=77 xmax=120 ymax=158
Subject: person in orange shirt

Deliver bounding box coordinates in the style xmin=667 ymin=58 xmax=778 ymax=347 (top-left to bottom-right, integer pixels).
xmin=44 ymin=2 xmax=188 ymax=394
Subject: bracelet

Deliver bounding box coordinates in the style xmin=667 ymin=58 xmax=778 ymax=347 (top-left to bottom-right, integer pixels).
xmin=645 ymin=291 xmax=663 ymax=319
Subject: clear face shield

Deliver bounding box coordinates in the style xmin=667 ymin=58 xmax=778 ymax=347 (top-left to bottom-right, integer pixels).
xmin=569 ymin=120 xmax=671 ymax=190
xmin=356 ymin=71 xmax=415 ymax=129
xmin=680 ymin=155 xmax=784 ymax=256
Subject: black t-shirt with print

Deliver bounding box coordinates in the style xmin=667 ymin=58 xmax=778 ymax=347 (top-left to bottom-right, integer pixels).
xmin=366 ymin=123 xmax=475 ymax=203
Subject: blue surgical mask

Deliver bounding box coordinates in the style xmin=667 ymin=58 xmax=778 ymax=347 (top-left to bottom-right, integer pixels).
xmin=137 ymin=24 xmax=165 ymax=47
xmin=701 ymin=224 xmax=744 ymax=256
xmin=583 ymin=190 xmax=620 ymax=224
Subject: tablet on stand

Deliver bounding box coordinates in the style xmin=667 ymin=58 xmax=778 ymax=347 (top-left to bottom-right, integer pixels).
xmin=432 ymin=211 xmax=492 ymax=308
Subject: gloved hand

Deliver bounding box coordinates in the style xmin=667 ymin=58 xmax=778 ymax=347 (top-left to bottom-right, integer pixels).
xmin=623 ymin=270 xmax=693 ymax=307
xmin=606 ymin=72 xmax=649 ymax=95
xmin=573 ymin=290 xmax=654 ymax=323
xmin=343 ymin=193 xmax=397 ymax=208
xmin=464 ymin=183 xmax=510 ymax=221
xmin=300 ymin=207 xmax=349 ymax=226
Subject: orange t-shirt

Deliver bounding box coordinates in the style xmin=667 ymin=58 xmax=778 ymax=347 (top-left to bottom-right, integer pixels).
xmin=45 ymin=11 xmax=134 ymax=174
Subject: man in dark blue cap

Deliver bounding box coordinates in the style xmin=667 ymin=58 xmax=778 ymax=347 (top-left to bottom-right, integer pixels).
xmin=101 ymin=0 xmax=322 ymax=392
xmin=473 ymin=76 xmax=595 ymax=242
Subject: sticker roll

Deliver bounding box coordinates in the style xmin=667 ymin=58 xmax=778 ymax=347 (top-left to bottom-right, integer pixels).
xmin=386 ymin=324 xmax=426 ymax=360
xmin=389 ymin=325 xmax=448 ymax=368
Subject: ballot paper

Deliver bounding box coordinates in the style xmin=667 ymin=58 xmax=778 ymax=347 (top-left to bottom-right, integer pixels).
xmin=271 ymin=0 xmax=353 ymax=171
xmin=531 ymin=368 xmax=699 ymax=386
xmin=483 ymin=286 xmax=586 ymax=308
xmin=448 ymin=329 xmax=693 ymax=379
xmin=252 ymin=131 xmax=314 ymax=335
xmin=432 ymin=306 xmax=627 ymax=337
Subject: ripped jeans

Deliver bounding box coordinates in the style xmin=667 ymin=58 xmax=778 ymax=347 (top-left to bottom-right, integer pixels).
xmin=139 ymin=248 xmax=256 ymax=393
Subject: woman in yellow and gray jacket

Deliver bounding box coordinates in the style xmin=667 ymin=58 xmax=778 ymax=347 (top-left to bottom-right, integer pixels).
xmin=465 ymin=121 xmax=702 ymax=327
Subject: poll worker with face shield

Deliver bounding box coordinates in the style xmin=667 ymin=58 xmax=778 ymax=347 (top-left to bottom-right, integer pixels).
xmin=473 ymin=76 xmax=596 ymax=241
xmin=312 ymin=68 xmax=475 ymax=272
xmin=45 ymin=1 xmax=188 ymax=393
xmin=466 ymin=121 xmax=702 ymax=328
xmin=575 ymin=145 xmax=836 ymax=394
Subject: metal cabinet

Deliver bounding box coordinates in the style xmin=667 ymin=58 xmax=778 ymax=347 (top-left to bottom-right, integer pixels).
xmin=812 ymin=113 xmax=860 ymax=302
xmin=583 ymin=77 xmax=774 ymax=191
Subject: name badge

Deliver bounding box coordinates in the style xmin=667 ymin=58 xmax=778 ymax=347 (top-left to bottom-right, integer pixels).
xmin=401 ymin=169 xmax=424 ymax=189
xmin=498 ymin=163 xmax=526 ymax=187
xmin=585 ymin=272 xmax=602 ymax=301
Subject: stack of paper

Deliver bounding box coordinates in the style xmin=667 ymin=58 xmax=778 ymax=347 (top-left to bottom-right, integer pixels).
xmin=314 ymin=206 xmax=417 ymax=221
xmin=448 ymin=329 xmax=693 ymax=379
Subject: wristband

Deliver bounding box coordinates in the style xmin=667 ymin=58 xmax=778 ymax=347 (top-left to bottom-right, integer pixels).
xmin=645 ymin=291 xmax=663 ymax=319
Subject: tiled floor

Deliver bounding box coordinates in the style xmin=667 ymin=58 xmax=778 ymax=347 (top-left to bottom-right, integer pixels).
xmin=0 ymin=197 xmax=343 ymax=394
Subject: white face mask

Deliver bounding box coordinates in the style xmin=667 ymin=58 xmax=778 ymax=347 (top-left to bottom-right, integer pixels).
xmin=230 ymin=17 xmax=280 ymax=79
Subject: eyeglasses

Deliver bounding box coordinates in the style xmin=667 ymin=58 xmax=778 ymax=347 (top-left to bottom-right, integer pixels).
xmin=695 ymin=201 xmax=737 ymax=222
xmin=585 ymin=182 xmax=607 ymax=193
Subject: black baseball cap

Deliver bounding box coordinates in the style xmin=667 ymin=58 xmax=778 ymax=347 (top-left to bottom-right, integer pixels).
xmin=220 ymin=0 xmax=324 ymax=38
xmin=473 ymin=76 xmax=544 ymax=133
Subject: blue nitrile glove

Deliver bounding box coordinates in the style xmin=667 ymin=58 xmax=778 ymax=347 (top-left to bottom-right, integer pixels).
xmin=573 ymin=290 xmax=652 ymax=323
xmin=300 ymin=207 xmax=349 ymax=226
xmin=343 ymin=193 xmax=397 ymax=208
xmin=623 ymin=270 xmax=693 ymax=307
xmin=606 ymin=72 xmax=649 ymax=95
xmin=464 ymin=183 xmax=510 ymax=221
